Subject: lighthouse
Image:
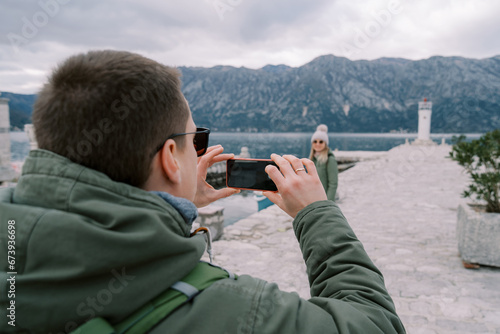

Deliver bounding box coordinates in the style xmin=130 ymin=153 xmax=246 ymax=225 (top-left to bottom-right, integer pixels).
xmin=413 ymin=98 xmax=435 ymax=145
xmin=0 ymin=94 xmax=15 ymax=182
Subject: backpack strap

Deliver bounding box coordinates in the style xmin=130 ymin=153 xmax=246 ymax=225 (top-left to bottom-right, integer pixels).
xmin=69 ymin=317 xmax=115 ymax=334
xmin=70 ymin=261 xmax=236 ymax=334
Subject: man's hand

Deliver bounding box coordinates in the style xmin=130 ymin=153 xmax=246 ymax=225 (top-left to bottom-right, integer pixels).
xmin=263 ymin=154 xmax=327 ymax=218
xmin=193 ymin=145 xmax=240 ymax=208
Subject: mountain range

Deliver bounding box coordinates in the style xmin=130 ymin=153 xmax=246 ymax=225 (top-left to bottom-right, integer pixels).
xmin=3 ymin=54 xmax=500 ymax=133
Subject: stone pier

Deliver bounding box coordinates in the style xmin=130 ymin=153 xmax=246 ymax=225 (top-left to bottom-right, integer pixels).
xmin=205 ymin=144 xmax=500 ymax=333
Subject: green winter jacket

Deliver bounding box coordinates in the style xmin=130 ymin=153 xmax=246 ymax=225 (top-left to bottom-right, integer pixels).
xmin=312 ymin=150 xmax=339 ymax=201
xmin=0 ymin=150 xmax=405 ymax=333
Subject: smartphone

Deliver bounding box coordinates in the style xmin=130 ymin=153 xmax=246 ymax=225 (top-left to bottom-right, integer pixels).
xmin=226 ymin=159 xmax=278 ymax=192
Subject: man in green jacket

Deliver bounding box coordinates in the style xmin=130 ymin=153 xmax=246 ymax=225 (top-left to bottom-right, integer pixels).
xmin=0 ymin=50 xmax=405 ymax=333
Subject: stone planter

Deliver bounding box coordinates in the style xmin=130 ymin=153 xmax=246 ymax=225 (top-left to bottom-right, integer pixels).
xmin=457 ymin=204 xmax=500 ymax=268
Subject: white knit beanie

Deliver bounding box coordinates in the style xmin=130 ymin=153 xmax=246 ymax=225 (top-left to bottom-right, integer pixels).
xmin=311 ymin=124 xmax=329 ymax=145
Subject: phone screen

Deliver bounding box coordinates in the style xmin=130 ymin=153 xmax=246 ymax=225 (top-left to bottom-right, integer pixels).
xmin=226 ymin=159 xmax=278 ymax=191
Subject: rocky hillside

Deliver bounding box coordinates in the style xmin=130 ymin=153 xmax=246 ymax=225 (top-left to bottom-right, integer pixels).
xmin=1 ymin=92 xmax=36 ymax=130
xmin=181 ymin=55 xmax=500 ymax=133
xmin=4 ymin=55 xmax=500 ymax=133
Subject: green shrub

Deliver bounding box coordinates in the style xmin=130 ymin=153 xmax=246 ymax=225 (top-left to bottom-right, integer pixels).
xmin=449 ymin=130 xmax=500 ymax=213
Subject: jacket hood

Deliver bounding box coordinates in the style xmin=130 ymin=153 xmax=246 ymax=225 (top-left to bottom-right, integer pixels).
xmin=0 ymin=150 xmax=205 ymax=334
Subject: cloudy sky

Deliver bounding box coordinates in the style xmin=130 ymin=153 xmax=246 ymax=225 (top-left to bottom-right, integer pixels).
xmin=1 ymin=0 xmax=499 ymax=94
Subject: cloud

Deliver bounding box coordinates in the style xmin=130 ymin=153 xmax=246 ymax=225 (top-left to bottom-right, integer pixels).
xmin=233 ymin=0 xmax=332 ymax=42
xmin=0 ymin=0 xmax=499 ymax=94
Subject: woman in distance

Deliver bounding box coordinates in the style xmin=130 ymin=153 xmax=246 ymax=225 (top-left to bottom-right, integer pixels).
xmin=309 ymin=124 xmax=338 ymax=201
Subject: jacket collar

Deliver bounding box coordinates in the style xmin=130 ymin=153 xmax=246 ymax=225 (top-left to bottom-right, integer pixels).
xmin=150 ymin=191 xmax=198 ymax=225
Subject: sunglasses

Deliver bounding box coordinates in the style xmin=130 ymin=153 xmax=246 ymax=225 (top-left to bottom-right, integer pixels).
xmin=313 ymin=140 xmax=324 ymax=144
xmin=155 ymin=127 xmax=210 ymax=157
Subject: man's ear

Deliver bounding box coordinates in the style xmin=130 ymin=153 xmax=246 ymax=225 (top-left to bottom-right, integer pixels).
xmin=160 ymin=139 xmax=181 ymax=184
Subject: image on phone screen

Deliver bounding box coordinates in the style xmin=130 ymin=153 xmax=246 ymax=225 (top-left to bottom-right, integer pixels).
xmin=226 ymin=159 xmax=278 ymax=191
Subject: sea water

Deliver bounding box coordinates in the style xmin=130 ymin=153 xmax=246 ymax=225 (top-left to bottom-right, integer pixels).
xmin=9 ymin=131 xmax=482 ymax=225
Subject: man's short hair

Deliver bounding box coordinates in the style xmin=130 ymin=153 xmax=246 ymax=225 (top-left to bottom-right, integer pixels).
xmin=32 ymin=50 xmax=189 ymax=187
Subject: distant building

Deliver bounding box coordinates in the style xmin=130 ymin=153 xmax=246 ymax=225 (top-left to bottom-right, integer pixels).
xmin=0 ymin=95 xmax=15 ymax=182
xmin=24 ymin=124 xmax=38 ymax=150
xmin=237 ymin=146 xmax=251 ymax=158
xmin=413 ymin=98 xmax=436 ymax=146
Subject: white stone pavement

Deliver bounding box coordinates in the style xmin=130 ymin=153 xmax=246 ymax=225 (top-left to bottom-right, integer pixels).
xmin=206 ymin=144 xmax=500 ymax=334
